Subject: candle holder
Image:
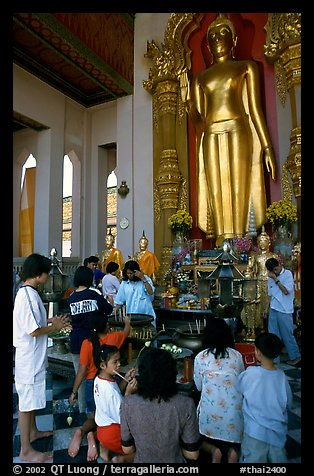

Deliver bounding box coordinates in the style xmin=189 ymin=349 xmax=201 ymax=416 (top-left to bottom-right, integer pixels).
xmin=188 ymin=239 xmax=202 ymax=264
xmin=38 ymin=248 xmax=69 ymax=319
xmin=118 ymin=180 xmax=130 ymax=197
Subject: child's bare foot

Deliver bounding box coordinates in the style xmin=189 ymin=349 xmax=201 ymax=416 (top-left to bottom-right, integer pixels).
xmin=30 ymin=430 xmax=53 ymax=443
xmin=227 ymin=447 xmax=238 ymax=463
xmin=19 ymin=449 xmax=53 ymax=463
xmin=201 ymin=441 xmax=222 ymax=463
xmin=99 ymin=443 xmax=110 ymax=462
xmin=68 ymin=429 xmax=83 ymax=458
xmin=211 ymin=447 xmax=222 ymax=463
xmin=87 ymin=432 xmax=98 ymax=461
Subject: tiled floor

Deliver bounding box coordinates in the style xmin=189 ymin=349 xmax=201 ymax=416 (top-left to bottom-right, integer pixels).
xmin=13 ymin=350 xmax=301 ymax=464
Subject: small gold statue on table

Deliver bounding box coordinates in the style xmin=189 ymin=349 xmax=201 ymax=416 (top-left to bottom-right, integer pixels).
xmin=134 ymin=231 xmax=160 ymax=283
xmin=241 ymin=255 xmax=258 ymax=341
xmin=255 ymin=227 xmax=278 ymax=332
xmin=101 ymin=228 xmax=125 ymax=277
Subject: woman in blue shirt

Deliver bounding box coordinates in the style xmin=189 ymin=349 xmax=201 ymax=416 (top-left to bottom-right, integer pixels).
xmin=114 ymin=260 xmax=156 ymax=326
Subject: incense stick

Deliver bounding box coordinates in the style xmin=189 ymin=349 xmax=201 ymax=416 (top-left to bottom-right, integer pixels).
xmin=113 ymin=370 xmax=130 ymax=383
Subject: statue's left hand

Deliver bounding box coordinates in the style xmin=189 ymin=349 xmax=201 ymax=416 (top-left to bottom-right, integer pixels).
xmin=264 ymin=147 xmax=276 ymax=181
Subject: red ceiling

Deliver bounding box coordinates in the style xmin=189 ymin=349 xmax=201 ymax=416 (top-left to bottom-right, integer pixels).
xmin=13 ymin=12 xmax=135 ymax=116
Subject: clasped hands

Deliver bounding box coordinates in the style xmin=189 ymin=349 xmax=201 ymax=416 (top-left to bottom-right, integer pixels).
xmin=48 ymin=313 xmax=72 ymax=332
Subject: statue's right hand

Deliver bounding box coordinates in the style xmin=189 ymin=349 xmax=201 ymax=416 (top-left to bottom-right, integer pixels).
xmin=180 ymin=71 xmax=190 ymax=102
xmin=264 ymin=147 xmax=277 ymax=181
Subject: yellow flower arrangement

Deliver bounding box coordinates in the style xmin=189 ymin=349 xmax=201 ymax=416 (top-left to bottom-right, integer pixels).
xmin=265 ymin=199 xmax=297 ymax=227
xmin=168 ymin=210 xmax=193 ymax=234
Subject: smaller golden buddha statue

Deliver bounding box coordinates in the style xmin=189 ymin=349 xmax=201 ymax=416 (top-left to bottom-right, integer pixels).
xmin=243 ymin=255 xmax=256 ymax=279
xmin=292 ymin=242 xmax=301 ymax=308
xmin=241 ymin=253 xmax=258 ymax=340
xmin=101 ymin=228 xmax=124 ymax=277
xmin=134 ymin=231 xmax=160 ymax=282
xmin=255 ymin=226 xmax=278 ymax=331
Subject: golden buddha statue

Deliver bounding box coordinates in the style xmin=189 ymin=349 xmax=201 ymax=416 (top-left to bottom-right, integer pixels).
xmin=292 ymin=242 xmax=301 ymax=309
xmin=255 ymin=227 xmax=278 ymax=331
xmin=240 ymin=253 xmax=258 ymax=340
xmin=180 ymin=13 xmax=276 ymax=245
xmin=243 ymin=254 xmax=256 ymax=279
xmin=101 ymin=228 xmax=124 ymax=277
xmin=134 ymin=231 xmax=160 ymax=282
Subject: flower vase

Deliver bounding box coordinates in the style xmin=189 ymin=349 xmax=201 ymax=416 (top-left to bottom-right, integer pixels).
xmin=174 ymin=230 xmax=185 ymax=244
xmin=273 ymin=224 xmax=293 ymax=269
xmin=172 ymin=230 xmax=186 ymax=260
xmin=52 ymin=336 xmax=69 ymax=354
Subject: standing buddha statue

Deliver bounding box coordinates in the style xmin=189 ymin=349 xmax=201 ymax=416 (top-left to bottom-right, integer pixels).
xmin=101 ymin=228 xmax=125 ymax=278
xmin=180 ymin=13 xmax=276 ymax=245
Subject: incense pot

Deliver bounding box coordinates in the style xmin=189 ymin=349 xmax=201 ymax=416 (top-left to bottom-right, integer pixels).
xmin=173 ymin=324 xmax=204 ymax=354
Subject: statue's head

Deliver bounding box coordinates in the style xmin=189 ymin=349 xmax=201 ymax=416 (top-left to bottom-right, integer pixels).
xmin=207 ymin=13 xmax=236 ymax=41
xmin=207 ymin=13 xmax=237 ymax=56
xmin=139 ymin=230 xmax=148 ymax=251
xmin=257 ymin=226 xmax=270 ymax=250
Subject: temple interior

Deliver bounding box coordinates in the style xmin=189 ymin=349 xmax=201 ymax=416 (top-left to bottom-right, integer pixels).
xmin=12 ymin=12 xmax=302 ymax=466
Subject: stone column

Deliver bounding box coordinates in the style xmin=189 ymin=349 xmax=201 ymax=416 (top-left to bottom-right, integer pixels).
xmin=143 ymin=13 xmax=203 ymax=282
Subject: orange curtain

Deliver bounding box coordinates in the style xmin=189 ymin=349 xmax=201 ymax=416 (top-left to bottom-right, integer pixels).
xmin=19 ymin=167 xmax=36 ymax=256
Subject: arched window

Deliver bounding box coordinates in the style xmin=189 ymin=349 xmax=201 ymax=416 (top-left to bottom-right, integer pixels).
xmin=62 ymin=155 xmax=73 ymax=257
xmin=107 ymin=170 xmax=117 ymax=242
xmin=19 ymin=154 xmax=36 ymax=256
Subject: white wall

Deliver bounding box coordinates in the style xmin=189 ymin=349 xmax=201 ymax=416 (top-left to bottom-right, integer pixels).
xmin=13 ymin=65 xmax=66 ymax=256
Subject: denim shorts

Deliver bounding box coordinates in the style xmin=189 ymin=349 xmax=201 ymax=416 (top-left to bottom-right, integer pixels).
xmin=85 ymin=378 xmax=96 ymax=415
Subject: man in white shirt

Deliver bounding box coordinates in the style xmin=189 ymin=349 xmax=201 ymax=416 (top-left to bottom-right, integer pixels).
xmin=265 ymin=258 xmax=301 ymax=365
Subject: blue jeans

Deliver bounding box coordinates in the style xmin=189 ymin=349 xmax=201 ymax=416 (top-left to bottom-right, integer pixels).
xmin=268 ymin=308 xmax=300 ymax=361
xmin=85 ymin=378 xmax=96 ymax=415
xmin=240 ymin=433 xmax=288 ymax=463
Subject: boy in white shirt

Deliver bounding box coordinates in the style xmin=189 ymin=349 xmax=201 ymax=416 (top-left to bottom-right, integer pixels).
xmin=13 ymin=253 xmax=70 ymax=462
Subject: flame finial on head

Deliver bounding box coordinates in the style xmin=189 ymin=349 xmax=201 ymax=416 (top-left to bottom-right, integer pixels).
xmin=257 ymin=225 xmax=271 ymax=243
xmin=140 ymin=230 xmax=148 ymax=241
xmin=207 ymin=13 xmax=237 ymax=43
